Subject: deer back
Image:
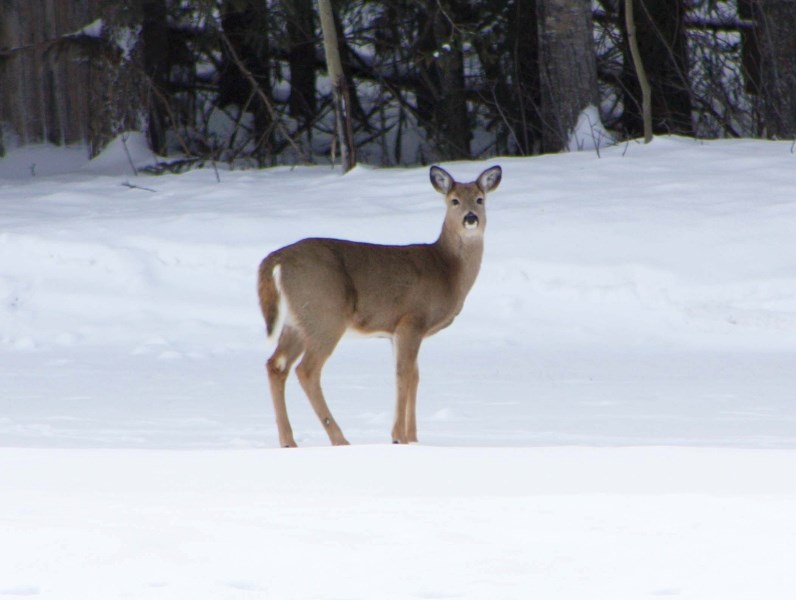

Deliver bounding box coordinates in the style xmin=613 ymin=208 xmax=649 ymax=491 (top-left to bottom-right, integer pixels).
xmin=259 ymin=164 xmax=501 ymax=342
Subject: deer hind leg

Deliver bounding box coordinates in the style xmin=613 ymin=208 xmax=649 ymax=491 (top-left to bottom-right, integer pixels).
xmin=392 ymin=324 xmax=422 ymax=444
xmin=266 ymin=326 xmax=305 ymax=448
xmin=295 ymin=333 xmax=349 ymax=446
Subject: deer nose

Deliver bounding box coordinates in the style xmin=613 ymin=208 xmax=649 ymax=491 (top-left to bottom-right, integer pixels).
xmin=463 ymin=212 xmax=479 ymax=229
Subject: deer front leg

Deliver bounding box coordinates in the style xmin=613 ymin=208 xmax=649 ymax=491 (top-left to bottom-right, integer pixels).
xmin=392 ymin=325 xmax=422 ymax=444
xmin=404 ymin=374 xmax=419 ymax=443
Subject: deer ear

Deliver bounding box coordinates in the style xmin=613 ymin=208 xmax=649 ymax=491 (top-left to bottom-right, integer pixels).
xmin=477 ymin=165 xmax=502 ymax=193
xmin=430 ymin=166 xmax=454 ymax=194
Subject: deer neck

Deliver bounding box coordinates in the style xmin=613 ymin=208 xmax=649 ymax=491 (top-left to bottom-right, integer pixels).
xmin=435 ymin=223 xmax=484 ymax=301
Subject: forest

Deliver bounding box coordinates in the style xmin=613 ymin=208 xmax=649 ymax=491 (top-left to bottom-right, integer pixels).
xmin=1 ymin=0 xmax=795 ymax=170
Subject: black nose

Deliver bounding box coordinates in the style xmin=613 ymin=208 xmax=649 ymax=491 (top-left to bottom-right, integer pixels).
xmin=463 ymin=212 xmax=478 ymax=227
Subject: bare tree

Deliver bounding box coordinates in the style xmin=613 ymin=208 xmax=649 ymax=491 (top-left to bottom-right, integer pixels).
xmin=624 ymin=0 xmax=652 ymax=142
xmin=415 ymin=0 xmax=472 ymax=160
xmin=284 ymin=0 xmax=317 ymax=129
xmin=142 ymin=0 xmax=170 ymax=155
xmin=619 ymin=0 xmax=692 ymax=136
xmin=219 ymin=0 xmax=274 ymax=165
xmin=4 ymin=0 xmax=792 ymax=167
xmin=537 ymin=0 xmax=599 ymax=152
xmin=317 ymin=0 xmax=356 ymax=171
xmin=0 ymin=0 xmax=146 ymax=157
xmin=746 ymin=0 xmax=796 ymax=138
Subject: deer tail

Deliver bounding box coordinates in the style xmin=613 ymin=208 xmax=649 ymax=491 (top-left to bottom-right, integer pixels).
xmin=257 ymin=259 xmax=287 ymax=342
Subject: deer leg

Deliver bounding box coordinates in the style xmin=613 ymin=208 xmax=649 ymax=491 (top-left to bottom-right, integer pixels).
xmin=392 ymin=325 xmax=422 ymax=444
xmin=266 ymin=326 xmax=304 ymax=448
xmin=295 ymin=344 xmax=349 ymax=446
xmin=404 ymin=372 xmax=420 ymax=444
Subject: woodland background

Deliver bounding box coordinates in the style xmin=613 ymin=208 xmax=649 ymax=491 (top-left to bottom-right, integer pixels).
xmin=1 ymin=0 xmax=795 ymax=169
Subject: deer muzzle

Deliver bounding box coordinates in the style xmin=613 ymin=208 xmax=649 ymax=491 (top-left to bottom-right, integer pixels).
xmin=463 ymin=212 xmax=479 ymax=229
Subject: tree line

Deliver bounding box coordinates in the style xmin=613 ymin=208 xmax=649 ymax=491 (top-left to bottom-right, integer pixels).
xmin=1 ymin=0 xmax=795 ymax=170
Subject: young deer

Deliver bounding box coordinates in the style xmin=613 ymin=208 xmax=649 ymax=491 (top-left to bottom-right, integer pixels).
xmin=257 ymin=165 xmax=502 ymax=447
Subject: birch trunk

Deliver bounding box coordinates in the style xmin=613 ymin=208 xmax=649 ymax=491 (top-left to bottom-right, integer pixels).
xmin=317 ymin=0 xmax=356 ymax=172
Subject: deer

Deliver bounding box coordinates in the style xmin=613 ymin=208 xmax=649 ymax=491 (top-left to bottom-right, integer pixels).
xmin=257 ymin=165 xmax=502 ymax=447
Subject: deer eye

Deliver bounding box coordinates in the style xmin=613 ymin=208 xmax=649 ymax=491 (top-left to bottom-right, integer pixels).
xmin=451 ymin=198 xmax=460 ymax=206
xmin=476 ymin=197 xmax=484 ymax=205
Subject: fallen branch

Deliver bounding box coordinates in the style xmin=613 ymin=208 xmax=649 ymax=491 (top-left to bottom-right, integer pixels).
xmin=121 ymin=181 xmax=157 ymax=192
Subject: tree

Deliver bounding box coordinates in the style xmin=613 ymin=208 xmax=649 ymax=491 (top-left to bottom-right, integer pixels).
xmin=142 ymin=0 xmax=170 ymax=155
xmin=619 ymin=0 xmax=692 ymax=136
xmin=284 ymin=0 xmax=317 ymax=130
xmin=0 ymin=0 xmax=91 ymax=150
xmin=415 ymin=0 xmax=472 ymax=160
xmin=506 ymin=0 xmax=543 ymax=154
xmin=623 ymin=0 xmax=652 ymax=143
xmin=472 ymin=0 xmax=543 ymax=155
xmin=745 ymin=0 xmax=796 ymax=138
xmin=219 ymin=0 xmax=274 ymax=165
xmin=2 ymin=0 xmax=791 ymax=167
xmin=537 ymin=0 xmax=599 ymax=152
xmin=89 ymin=3 xmax=148 ymax=157
xmin=0 ymin=0 xmax=146 ymax=158
xmin=318 ymin=0 xmax=356 ymax=171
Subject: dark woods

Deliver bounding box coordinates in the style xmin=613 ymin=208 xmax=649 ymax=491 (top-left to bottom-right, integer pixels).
xmin=1 ymin=0 xmax=795 ymax=168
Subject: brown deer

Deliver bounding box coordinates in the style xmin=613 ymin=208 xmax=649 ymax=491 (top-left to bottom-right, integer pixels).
xmin=257 ymin=165 xmax=502 ymax=447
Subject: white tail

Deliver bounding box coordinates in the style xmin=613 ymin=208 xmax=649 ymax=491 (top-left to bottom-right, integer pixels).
xmin=257 ymin=165 xmax=502 ymax=447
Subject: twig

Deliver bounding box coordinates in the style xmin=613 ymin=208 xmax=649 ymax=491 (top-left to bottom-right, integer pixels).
xmin=584 ymin=110 xmax=602 ymax=159
xmin=120 ymin=133 xmax=139 ymax=176
xmin=211 ymin=159 xmax=221 ymax=182
xmin=218 ymin=31 xmax=307 ymax=163
xmin=143 ymin=74 xmax=193 ymax=157
xmin=121 ymin=181 xmax=157 ymax=192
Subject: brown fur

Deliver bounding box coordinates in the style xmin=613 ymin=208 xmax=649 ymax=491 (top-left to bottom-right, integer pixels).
xmin=257 ymin=165 xmax=502 ymax=447
xmin=256 ymin=259 xmax=279 ymax=338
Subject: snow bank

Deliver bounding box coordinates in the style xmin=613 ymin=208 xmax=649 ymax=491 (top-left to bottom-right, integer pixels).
xmin=567 ymin=104 xmax=615 ymax=151
xmin=1 ymin=446 xmax=795 ymax=600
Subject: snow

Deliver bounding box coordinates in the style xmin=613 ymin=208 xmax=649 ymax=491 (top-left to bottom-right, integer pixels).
xmin=73 ymin=18 xmax=104 ymax=39
xmin=2 ymin=136 xmax=796 ymax=598
xmin=567 ymin=105 xmax=615 ymax=151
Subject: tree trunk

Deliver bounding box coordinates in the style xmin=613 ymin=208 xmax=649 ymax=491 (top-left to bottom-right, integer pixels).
xmin=738 ymin=0 xmax=762 ymax=98
xmin=0 ymin=0 xmax=147 ymax=158
xmin=412 ymin=1 xmax=471 ymax=161
xmin=624 ymin=0 xmax=652 ymax=143
xmin=317 ymin=0 xmax=356 ymax=172
xmin=219 ymin=0 xmax=274 ymax=165
xmin=620 ymin=0 xmax=692 ymax=137
xmin=431 ymin=3 xmax=471 ymax=160
xmin=510 ymin=0 xmax=542 ymax=154
xmin=285 ymin=0 xmax=317 ymax=127
xmin=0 ymin=1 xmax=86 ymax=148
xmin=142 ymin=0 xmax=169 ymax=155
xmin=89 ymin=2 xmax=148 ymax=157
xmin=458 ymin=0 xmax=541 ymax=156
xmin=750 ymin=0 xmax=796 ymax=138
xmin=537 ymin=0 xmax=599 ymax=152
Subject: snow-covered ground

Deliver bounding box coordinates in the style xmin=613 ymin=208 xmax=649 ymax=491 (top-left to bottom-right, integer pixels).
xmin=1 ymin=135 xmax=795 ymax=598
